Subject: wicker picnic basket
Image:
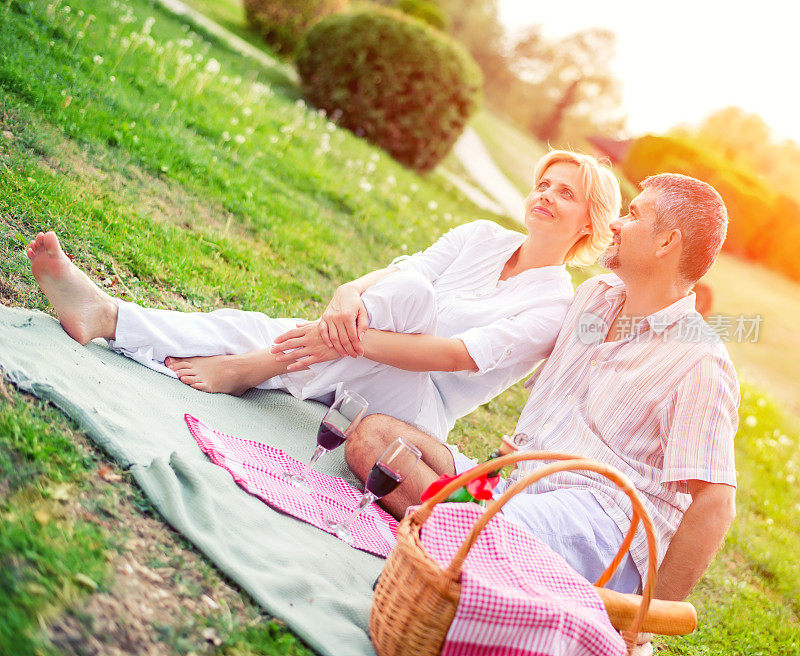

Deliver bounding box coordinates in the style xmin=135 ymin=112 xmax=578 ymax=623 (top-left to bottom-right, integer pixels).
xmin=369 ymin=451 xmax=696 ymax=656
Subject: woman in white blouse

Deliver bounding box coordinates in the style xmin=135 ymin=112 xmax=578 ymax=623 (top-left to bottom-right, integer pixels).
xmin=27 ymin=150 xmax=621 ymax=441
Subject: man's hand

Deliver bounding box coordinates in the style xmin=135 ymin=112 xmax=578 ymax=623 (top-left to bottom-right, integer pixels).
xmin=271 ymin=322 xmax=342 ymax=371
xmin=318 ymin=283 xmax=369 ymax=358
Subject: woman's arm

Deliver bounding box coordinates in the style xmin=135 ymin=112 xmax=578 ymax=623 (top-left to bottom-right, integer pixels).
xmin=315 ymin=223 xmax=479 ymax=358
xmin=317 ymin=267 xmax=396 ymax=358
xmin=316 ymin=223 xmax=477 ymax=357
xmin=342 ymin=268 xmax=396 ymax=295
xmin=271 ymin=323 xmax=478 ymax=373
xmin=360 ymin=330 xmax=478 ymax=372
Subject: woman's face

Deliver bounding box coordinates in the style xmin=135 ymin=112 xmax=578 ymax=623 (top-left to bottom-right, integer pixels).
xmin=524 ymin=161 xmax=591 ymax=242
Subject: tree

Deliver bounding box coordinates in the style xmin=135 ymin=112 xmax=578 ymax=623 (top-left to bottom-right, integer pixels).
xmin=409 ymin=2 xmax=627 ymax=147
xmin=510 ymin=27 xmax=626 ymax=145
xmin=435 ymin=0 xmax=509 ymax=89
xmin=676 ymin=107 xmax=800 ymax=205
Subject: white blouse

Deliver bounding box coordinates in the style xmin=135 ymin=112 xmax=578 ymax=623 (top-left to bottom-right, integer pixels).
xmin=392 ymin=220 xmax=574 ymax=436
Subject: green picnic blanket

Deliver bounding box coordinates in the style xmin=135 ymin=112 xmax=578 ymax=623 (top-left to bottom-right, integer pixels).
xmin=0 ymin=304 xmax=383 ymax=656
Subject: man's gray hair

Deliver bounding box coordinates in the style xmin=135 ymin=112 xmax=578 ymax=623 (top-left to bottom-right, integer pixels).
xmin=642 ymin=173 xmax=728 ymax=285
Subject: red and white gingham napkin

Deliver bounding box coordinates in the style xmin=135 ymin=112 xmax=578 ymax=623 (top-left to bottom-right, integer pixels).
xmin=185 ymin=414 xmax=398 ymax=557
xmin=418 ymin=502 xmax=627 ymax=656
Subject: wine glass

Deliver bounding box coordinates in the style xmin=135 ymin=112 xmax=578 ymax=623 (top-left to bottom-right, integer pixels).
xmin=283 ymin=390 xmax=368 ymax=493
xmin=327 ymin=437 xmax=422 ymax=545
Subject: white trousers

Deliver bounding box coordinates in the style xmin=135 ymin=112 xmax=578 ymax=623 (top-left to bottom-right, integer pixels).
xmin=109 ymin=270 xmax=449 ymax=439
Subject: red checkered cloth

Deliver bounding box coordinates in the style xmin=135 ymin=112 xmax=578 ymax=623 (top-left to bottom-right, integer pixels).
xmin=418 ymin=502 xmax=627 ymax=656
xmin=185 ymin=414 xmax=398 ymax=557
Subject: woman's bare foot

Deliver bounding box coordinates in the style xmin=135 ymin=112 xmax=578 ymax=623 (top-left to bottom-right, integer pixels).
xmin=164 ymin=353 xmax=273 ymax=395
xmin=27 ymin=231 xmax=118 ymax=344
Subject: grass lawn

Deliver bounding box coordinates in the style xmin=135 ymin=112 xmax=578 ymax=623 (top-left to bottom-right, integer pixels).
xmin=704 ymin=252 xmax=800 ymax=417
xmin=0 ymin=0 xmax=798 ymax=654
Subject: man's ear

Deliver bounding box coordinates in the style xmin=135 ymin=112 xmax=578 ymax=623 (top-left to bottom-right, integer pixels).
xmin=656 ymin=228 xmax=682 ymax=259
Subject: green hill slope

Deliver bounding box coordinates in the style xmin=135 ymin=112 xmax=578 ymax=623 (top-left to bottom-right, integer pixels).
xmin=0 ymin=1 xmax=797 ymax=654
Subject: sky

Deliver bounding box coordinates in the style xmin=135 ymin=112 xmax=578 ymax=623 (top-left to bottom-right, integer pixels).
xmin=498 ymin=0 xmax=800 ymax=144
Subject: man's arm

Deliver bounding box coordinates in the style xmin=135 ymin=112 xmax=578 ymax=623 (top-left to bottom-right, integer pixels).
xmin=654 ymin=480 xmax=736 ymax=600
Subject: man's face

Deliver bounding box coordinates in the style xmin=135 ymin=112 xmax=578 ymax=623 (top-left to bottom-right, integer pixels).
xmin=599 ymin=189 xmax=660 ymax=274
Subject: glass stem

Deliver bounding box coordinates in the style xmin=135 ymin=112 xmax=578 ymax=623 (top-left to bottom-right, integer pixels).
xmin=340 ymin=492 xmax=376 ymax=531
xmin=298 ymin=445 xmax=327 ymax=482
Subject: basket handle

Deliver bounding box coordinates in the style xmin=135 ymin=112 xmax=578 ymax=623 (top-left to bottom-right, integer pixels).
xmin=412 ymin=451 xmax=658 ymax=646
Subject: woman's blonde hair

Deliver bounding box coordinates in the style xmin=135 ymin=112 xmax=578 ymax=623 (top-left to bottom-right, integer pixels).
xmin=532 ymin=150 xmax=621 ymax=267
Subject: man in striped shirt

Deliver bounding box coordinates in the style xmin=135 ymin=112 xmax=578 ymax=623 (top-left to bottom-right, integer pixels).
xmin=347 ymin=173 xmax=738 ymax=603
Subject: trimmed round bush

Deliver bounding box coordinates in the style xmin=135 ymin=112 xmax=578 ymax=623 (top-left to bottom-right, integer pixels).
xmin=243 ymin=0 xmax=348 ymax=55
xmin=396 ymin=0 xmax=450 ymax=31
xmin=296 ymin=7 xmax=482 ymax=172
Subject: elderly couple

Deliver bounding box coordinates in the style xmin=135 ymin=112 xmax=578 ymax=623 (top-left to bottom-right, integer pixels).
xmin=27 ymin=150 xmax=738 ymax=604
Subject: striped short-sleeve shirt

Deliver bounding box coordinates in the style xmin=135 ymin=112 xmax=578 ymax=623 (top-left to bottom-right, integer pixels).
xmin=510 ymin=274 xmax=739 ymax=582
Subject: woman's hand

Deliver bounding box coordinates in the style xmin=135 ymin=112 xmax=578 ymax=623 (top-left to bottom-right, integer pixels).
xmin=318 ymin=283 xmax=369 ymax=358
xmin=271 ymin=322 xmax=342 ymax=371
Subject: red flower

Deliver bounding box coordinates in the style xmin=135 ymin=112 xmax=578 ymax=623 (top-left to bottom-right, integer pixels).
xmin=466 ymin=473 xmax=501 ymax=501
xmin=420 ymin=472 xmax=501 ymax=503
xmin=420 ymin=473 xmax=458 ymax=502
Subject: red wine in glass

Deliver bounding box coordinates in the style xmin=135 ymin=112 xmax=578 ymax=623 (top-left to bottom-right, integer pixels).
xmin=327 ymin=437 xmax=421 ymax=545
xmin=365 ymin=463 xmax=403 ymax=498
xmin=282 ymin=390 xmax=368 ymax=493
xmin=317 ymin=421 xmax=347 ymax=451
